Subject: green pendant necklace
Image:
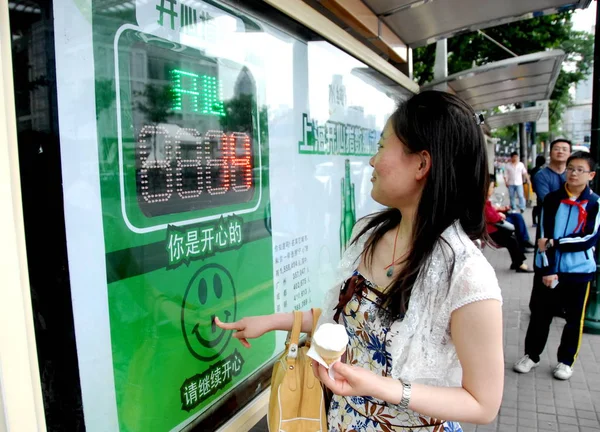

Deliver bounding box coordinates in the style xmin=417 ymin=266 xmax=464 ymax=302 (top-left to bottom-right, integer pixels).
xmin=384 ymin=225 xmax=402 ymax=278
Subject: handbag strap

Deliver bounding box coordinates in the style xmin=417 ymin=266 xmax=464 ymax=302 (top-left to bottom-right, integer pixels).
xmin=285 ymin=308 xmax=322 ymax=360
xmin=286 ymin=310 xmax=303 ymax=362
xmin=306 ymin=308 xmax=321 ymax=348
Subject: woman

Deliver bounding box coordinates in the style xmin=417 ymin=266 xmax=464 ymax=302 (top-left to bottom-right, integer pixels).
xmin=489 ymin=176 xmax=534 ymax=251
xmin=216 ymin=91 xmax=504 ymax=431
xmin=486 ymin=182 xmax=535 ymax=273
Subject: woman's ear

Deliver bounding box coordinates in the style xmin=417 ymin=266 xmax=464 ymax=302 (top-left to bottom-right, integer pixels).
xmin=416 ymin=151 xmax=431 ymax=181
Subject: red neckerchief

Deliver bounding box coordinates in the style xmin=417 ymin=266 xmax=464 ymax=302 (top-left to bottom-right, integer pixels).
xmin=560 ymin=197 xmax=588 ymax=232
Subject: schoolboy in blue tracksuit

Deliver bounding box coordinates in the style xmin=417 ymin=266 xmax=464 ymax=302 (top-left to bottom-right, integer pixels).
xmin=514 ymin=152 xmax=600 ymax=380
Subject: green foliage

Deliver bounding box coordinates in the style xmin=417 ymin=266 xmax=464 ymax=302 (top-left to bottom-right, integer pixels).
xmin=220 ymin=93 xmax=269 ymax=146
xmin=413 ymin=12 xmax=594 ymax=133
xmin=494 ymin=124 xmax=519 ymax=146
xmin=548 ymin=28 xmax=594 ymax=130
xmin=220 ymin=93 xmax=256 ymax=133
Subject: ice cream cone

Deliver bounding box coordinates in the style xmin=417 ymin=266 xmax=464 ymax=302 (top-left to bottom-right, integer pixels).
xmin=312 ymin=323 xmax=348 ymax=367
xmin=321 ymin=354 xmax=342 ymax=366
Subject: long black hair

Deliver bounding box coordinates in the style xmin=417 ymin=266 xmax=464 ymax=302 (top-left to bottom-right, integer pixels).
xmin=354 ymin=91 xmax=489 ymax=317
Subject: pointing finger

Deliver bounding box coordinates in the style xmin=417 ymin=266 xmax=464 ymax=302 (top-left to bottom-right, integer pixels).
xmin=214 ymin=316 xmax=240 ymax=330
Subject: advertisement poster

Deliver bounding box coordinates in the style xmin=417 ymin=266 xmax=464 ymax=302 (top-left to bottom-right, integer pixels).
xmin=269 ymin=42 xmax=394 ymax=328
xmin=93 ymin=2 xmax=275 ymax=430
xmin=55 ymin=0 xmax=400 ymax=430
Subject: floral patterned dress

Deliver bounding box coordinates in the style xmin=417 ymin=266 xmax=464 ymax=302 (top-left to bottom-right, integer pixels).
xmin=327 ymin=271 xmax=463 ymax=432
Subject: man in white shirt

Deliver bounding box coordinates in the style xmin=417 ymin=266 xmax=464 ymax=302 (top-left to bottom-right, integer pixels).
xmin=504 ymin=151 xmax=530 ymax=213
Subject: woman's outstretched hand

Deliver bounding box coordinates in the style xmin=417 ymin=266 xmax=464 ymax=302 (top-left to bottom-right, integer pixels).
xmin=312 ymin=361 xmax=379 ymax=398
xmin=214 ymin=316 xmax=271 ymax=348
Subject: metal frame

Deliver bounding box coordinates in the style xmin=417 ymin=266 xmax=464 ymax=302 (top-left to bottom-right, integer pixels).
xmin=0 ymin=1 xmax=46 ymax=431
xmin=262 ymin=0 xmax=419 ymax=94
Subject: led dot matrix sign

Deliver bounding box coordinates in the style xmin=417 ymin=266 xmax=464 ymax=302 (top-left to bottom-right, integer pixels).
xmin=114 ymin=27 xmax=261 ymax=231
xmin=170 ymin=69 xmax=226 ymax=116
xmin=91 ymin=1 xmax=274 ymax=431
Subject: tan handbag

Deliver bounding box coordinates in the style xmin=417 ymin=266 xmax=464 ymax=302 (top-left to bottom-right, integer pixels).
xmin=268 ymin=308 xmax=327 ymax=432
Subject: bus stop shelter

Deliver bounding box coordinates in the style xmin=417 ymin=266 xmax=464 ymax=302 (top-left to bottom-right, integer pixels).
xmin=420 ymin=50 xmax=565 ymax=111
xmin=486 ymin=107 xmax=544 ymax=130
xmin=300 ymin=0 xmax=589 ymax=64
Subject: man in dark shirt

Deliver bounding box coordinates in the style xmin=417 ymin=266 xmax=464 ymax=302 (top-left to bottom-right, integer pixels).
xmin=529 ymin=139 xmax=571 ymax=317
xmin=532 ymin=139 xmax=571 ymax=207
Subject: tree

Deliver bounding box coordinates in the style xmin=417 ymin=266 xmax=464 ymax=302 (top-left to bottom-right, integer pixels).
xmin=413 ymin=12 xmax=594 ymax=135
xmin=220 ymin=93 xmax=270 ymax=154
xmin=494 ymin=124 xmax=519 ymax=152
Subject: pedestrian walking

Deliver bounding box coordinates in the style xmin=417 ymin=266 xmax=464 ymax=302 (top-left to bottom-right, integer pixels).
xmin=503 ymin=152 xmax=530 ymax=213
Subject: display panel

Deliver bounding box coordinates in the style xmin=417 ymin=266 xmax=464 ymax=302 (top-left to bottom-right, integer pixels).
xmin=123 ymin=33 xmax=255 ymax=217
xmin=116 ymin=28 xmax=261 ymax=229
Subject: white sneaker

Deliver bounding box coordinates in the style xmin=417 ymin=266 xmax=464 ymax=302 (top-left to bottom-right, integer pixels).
xmin=513 ymin=355 xmax=539 ymax=373
xmin=553 ymin=363 xmax=573 ymax=380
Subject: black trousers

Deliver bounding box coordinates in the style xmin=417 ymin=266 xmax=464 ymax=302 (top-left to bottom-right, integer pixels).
xmin=532 ymin=205 xmax=541 ymax=225
xmin=489 ymin=228 xmax=525 ymax=268
xmin=525 ymin=278 xmax=591 ymax=366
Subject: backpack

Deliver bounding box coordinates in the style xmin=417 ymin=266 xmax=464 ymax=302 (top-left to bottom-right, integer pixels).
xmin=267 ymin=308 xmax=327 ymax=432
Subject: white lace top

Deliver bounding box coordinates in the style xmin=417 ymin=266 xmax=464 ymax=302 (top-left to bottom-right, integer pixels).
xmin=317 ymin=218 xmax=502 ymax=387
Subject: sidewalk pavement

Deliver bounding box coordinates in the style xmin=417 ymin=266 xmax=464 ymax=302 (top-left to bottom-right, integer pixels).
xmin=250 ymin=198 xmax=600 ymax=432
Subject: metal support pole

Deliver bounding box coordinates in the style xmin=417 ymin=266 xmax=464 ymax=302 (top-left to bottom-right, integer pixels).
xmin=584 ymin=2 xmax=600 ymax=334
xmin=519 ymin=122 xmax=528 ymax=166
xmin=477 ymin=30 xmax=518 ymax=58
xmin=432 ymin=39 xmax=448 ymax=92
xmin=531 ymin=122 xmax=537 ymax=163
